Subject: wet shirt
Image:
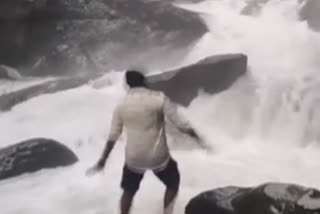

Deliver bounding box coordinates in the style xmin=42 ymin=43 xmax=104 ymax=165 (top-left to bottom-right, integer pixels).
xmin=108 ymin=87 xmax=192 ymax=173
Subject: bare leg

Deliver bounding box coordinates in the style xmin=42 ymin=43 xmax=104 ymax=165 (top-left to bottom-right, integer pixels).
xmin=120 ymin=191 xmax=136 ymax=214
xmin=164 ymin=187 xmax=179 ymax=214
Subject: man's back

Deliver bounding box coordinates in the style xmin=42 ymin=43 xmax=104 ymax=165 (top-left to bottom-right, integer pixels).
xmin=115 ymin=87 xmax=170 ymax=172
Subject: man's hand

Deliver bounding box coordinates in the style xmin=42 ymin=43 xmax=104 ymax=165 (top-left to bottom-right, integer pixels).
xmin=185 ymin=128 xmax=200 ymax=141
xmin=85 ymin=140 xmax=116 ymax=177
xmin=185 ymin=128 xmax=213 ymax=152
xmin=85 ymin=162 xmax=104 ymax=177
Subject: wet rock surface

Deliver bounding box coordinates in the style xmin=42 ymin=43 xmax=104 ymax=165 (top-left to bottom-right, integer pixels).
xmin=186 ymin=182 xmax=320 ymax=214
xmin=0 ymin=138 xmax=78 ymax=181
xmin=147 ymin=53 xmax=248 ymax=106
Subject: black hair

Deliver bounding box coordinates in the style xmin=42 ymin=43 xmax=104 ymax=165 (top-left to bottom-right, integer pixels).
xmin=125 ymin=70 xmax=146 ymax=88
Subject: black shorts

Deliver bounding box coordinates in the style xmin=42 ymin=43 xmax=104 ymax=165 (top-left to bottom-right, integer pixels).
xmin=120 ymin=158 xmax=180 ymax=193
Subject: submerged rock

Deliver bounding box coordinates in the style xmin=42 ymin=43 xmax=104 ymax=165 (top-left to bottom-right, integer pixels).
xmin=0 ymin=73 xmax=100 ymax=111
xmin=300 ymin=0 xmax=320 ymax=32
xmin=0 ymin=138 xmax=78 ymax=181
xmin=185 ymin=182 xmax=320 ymax=214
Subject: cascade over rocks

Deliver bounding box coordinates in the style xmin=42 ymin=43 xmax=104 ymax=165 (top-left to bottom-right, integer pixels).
xmin=0 ymin=53 xmax=247 ymax=110
xmin=241 ymin=0 xmax=320 ymax=32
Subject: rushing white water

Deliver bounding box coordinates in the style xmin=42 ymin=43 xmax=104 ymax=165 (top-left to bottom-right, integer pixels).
xmin=1 ymin=0 xmax=320 ymax=214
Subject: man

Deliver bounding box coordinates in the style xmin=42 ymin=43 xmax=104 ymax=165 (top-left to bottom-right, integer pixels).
xmin=86 ymin=70 xmax=208 ymax=214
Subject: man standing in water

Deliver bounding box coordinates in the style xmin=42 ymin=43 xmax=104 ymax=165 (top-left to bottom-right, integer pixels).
xmin=86 ymin=70 xmax=208 ymax=214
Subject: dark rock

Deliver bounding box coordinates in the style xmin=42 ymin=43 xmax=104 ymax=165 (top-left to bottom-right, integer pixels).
xmin=300 ymin=0 xmax=320 ymax=32
xmin=186 ymin=182 xmax=320 ymax=214
xmin=0 ymin=73 xmax=101 ymax=111
xmin=147 ymin=53 xmax=247 ymax=106
xmin=0 ymin=0 xmax=207 ymax=76
xmin=0 ymin=138 xmax=78 ymax=181
xmin=0 ymin=65 xmax=22 ymax=80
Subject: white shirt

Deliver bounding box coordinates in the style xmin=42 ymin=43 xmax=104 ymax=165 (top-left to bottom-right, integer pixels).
xmin=108 ymin=87 xmax=192 ymax=173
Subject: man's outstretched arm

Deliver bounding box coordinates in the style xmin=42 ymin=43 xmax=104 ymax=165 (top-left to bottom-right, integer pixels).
xmin=163 ymin=96 xmax=210 ymax=150
xmin=86 ymin=107 xmax=123 ymax=176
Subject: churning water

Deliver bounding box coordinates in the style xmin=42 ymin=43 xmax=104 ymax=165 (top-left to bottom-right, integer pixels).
xmin=1 ymin=0 xmax=320 ymax=213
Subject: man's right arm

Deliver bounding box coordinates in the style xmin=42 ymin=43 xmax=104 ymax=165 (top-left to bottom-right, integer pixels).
xmin=163 ymin=96 xmax=192 ymax=133
xmin=163 ymin=96 xmax=201 ymax=139
xmin=163 ymin=95 xmax=210 ymax=150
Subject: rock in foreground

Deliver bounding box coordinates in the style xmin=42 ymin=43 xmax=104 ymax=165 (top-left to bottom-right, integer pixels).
xmin=0 ymin=138 xmax=78 ymax=181
xmin=147 ymin=53 xmax=247 ymax=106
xmin=186 ymin=182 xmax=320 ymax=214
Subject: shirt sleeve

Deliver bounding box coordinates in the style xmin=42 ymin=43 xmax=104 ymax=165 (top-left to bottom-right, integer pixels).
xmin=107 ymin=105 xmax=123 ymax=142
xmin=163 ymin=95 xmax=192 ymax=132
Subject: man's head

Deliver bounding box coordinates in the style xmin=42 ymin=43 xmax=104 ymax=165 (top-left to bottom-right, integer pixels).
xmin=125 ymin=70 xmax=146 ymax=88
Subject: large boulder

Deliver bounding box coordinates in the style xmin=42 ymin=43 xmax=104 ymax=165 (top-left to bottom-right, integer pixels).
xmin=185 ymin=182 xmax=320 ymax=214
xmin=0 ymin=138 xmax=78 ymax=181
xmin=0 ymin=0 xmax=207 ymax=76
xmin=147 ymin=53 xmax=247 ymax=106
